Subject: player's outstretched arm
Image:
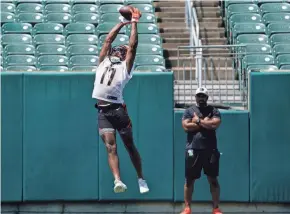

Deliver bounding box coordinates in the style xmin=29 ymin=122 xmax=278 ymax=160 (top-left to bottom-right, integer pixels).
xmin=126 ymin=8 xmax=141 ymax=74
xmin=99 ymin=22 xmax=128 ymax=64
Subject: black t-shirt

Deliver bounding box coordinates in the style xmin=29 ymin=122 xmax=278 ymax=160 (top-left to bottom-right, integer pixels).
xmin=182 ymin=105 xmax=221 ymax=150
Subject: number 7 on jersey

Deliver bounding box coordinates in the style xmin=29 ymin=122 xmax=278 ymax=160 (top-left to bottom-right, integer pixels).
xmin=100 ymin=67 xmax=116 ymax=86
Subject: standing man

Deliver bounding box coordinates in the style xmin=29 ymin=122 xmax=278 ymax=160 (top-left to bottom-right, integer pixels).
xmin=92 ymin=8 xmax=149 ymax=194
xmin=180 ymin=87 xmax=222 ymax=214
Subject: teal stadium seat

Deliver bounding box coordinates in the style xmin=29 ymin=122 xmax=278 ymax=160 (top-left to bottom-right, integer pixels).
xmin=36 ymin=44 xmax=66 ymax=56
xmin=16 ymin=3 xmax=43 ymax=13
xmin=2 ymin=34 xmax=32 ymax=46
xmin=229 ymin=13 xmax=262 ymax=33
xmin=244 ymin=44 xmax=272 ymax=54
xmin=96 ymin=23 xmax=126 ymax=35
xmin=71 ymin=66 xmax=98 ymax=72
xmin=17 ymin=0 xmax=42 ymax=3
xmin=280 ymin=65 xmax=290 ymax=69
xmin=134 ymin=55 xmax=165 ymax=67
xmin=67 ymin=45 xmax=98 ymax=56
xmin=66 ymin=34 xmax=98 ymax=45
xmin=64 ymin=23 xmax=95 ymax=35
xmin=72 ymin=4 xmax=99 ymax=14
xmin=276 ymin=54 xmax=290 ymax=68
xmin=227 ymin=4 xmax=259 ymax=17
xmin=98 ymin=34 xmax=129 ymax=46
xmin=247 ymin=64 xmax=278 ymax=71
xmin=267 ymin=23 xmax=290 ymax=36
xmin=1 ymin=3 xmax=16 ymax=13
xmin=69 ymin=55 xmax=99 ymax=66
xmin=236 ymin=34 xmax=269 ymax=44
xmin=39 ymin=65 xmax=69 ymax=71
xmin=1 ymin=12 xmax=16 ymax=23
xmin=71 ymin=0 xmax=100 ymax=3
xmin=242 ymin=54 xmax=275 ymax=68
xmin=139 ymin=34 xmax=162 ymax=45
xmin=34 ymin=34 xmax=65 ymax=45
xmin=126 ymin=0 xmax=153 ymax=4
xmin=38 ymin=55 xmax=68 ymax=66
xmin=127 ymin=23 xmax=158 ymax=34
xmin=5 ymin=55 xmax=36 ymax=66
xmin=136 ymin=44 xmax=163 ymax=55
xmin=270 ymin=33 xmax=290 ymax=46
xmin=43 ymin=0 xmax=70 ymax=3
xmin=100 ymin=13 xmax=155 ymax=24
xmin=127 ymin=4 xmax=154 ymax=13
xmin=225 ymin=0 xmax=257 ymax=8
xmin=99 ymin=4 xmax=122 ymax=14
xmin=99 ymin=0 xmax=124 ymax=4
xmin=273 ymin=44 xmax=290 ymax=57
xmin=17 ymin=13 xmax=44 ymax=23
xmin=45 ymin=4 xmax=71 ymax=13
xmin=134 ymin=65 xmax=166 ymax=72
xmin=4 ymin=44 xmax=35 ymax=55
xmin=45 ymin=13 xmax=72 ymax=23
xmin=73 ymin=13 xmax=99 ymax=24
xmin=33 ymin=23 xmax=64 ymax=34
xmin=6 ymin=66 xmax=37 ymax=71
xmin=263 ymin=13 xmax=290 ymax=25
xmin=2 ymin=23 xmax=32 ymax=34
xmin=260 ymin=3 xmax=290 ymax=15
xmin=232 ymin=23 xmax=266 ymax=42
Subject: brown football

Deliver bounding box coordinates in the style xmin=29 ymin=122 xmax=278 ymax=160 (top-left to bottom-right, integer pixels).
xmin=119 ymin=5 xmax=133 ymax=21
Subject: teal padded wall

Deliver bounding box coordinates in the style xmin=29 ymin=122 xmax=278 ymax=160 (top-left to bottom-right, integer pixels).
xmin=23 ymin=73 xmax=99 ymax=201
xmin=174 ymin=110 xmax=249 ymax=202
xmin=1 ymin=73 xmax=23 ymax=202
xmin=250 ymin=72 xmax=290 ymax=202
xmin=98 ymin=72 xmax=174 ymax=200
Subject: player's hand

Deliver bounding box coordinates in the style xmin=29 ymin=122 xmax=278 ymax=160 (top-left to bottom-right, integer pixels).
xmin=192 ymin=112 xmax=200 ymax=123
xmin=130 ymin=7 xmax=142 ymax=22
xmin=120 ymin=16 xmax=131 ymax=25
xmin=204 ymin=117 xmax=210 ymax=121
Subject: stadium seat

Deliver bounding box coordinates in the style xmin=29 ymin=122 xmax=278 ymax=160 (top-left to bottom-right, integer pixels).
xmin=267 ymin=23 xmax=290 ymax=36
xmin=64 ymin=23 xmax=95 ymax=35
xmin=99 ymin=0 xmax=124 ymax=4
xmin=134 ymin=55 xmax=165 ymax=67
xmin=71 ymin=66 xmax=98 ymax=72
xmin=1 ymin=3 xmax=16 ymax=13
xmin=2 ymin=34 xmax=32 ymax=45
xmin=260 ymin=3 xmax=290 ymax=15
xmin=229 ymin=13 xmax=262 ymax=30
xmin=2 ymin=23 xmax=32 ymax=34
xmin=134 ymin=65 xmax=166 ymax=72
xmin=45 ymin=13 xmax=72 ymax=23
xmin=96 ymin=23 xmax=126 ymax=35
xmin=38 ymin=55 xmax=68 ymax=66
xmin=43 ymin=0 xmax=70 ymax=3
xmin=242 ymin=54 xmax=275 ymax=68
xmin=39 ymin=65 xmax=69 ymax=71
xmin=225 ymin=0 xmax=257 ymax=8
xmin=45 ymin=4 xmax=71 ymax=13
xmin=244 ymin=44 xmax=272 ymax=54
xmin=139 ymin=34 xmax=162 ymax=45
xmin=232 ymin=23 xmax=266 ymax=41
xmin=276 ymin=54 xmax=290 ymax=68
xmin=4 ymin=44 xmax=35 ymax=55
xmin=263 ymin=13 xmax=290 ymax=25
xmin=33 ymin=23 xmax=64 ymax=34
xmin=226 ymin=4 xmax=259 ymax=17
xmin=69 ymin=55 xmax=99 ymax=66
xmin=273 ymin=44 xmax=290 ymax=57
xmin=67 ymin=45 xmax=98 ymax=56
xmin=280 ymin=65 xmax=290 ymax=69
xmin=73 ymin=13 xmax=99 ymax=24
xmin=17 ymin=0 xmax=42 ymax=3
xmin=98 ymin=34 xmax=129 ymax=46
xmin=6 ymin=66 xmax=37 ymax=71
xmin=100 ymin=13 xmax=155 ymax=24
xmin=136 ymin=44 xmax=163 ymax=55
xmin=72 ymin=4 xmax=99 ymax=14
xmin=66 ymin=34 xmax=98 ymax=45
xmin=1 ymin=12 xmax=16 ymax=23
xmin=36 ymin=44 xmax=66 ymax=56
xmin=99 ymin=4 xmax=122 ymax=14
xmin=34 ymin=34 xmax=65 ymax=45
xmin=71 ymin=0 xmax=100 ymax=3
xmin=236 ymin=34 xmax=269 ymax=44
xmin=247 ymin=64 xmax=278 ymax=71
xmin=16 ymin=3 xmax=43 ymax=13
xmin=270 ymin=33 xmax=290 ymax=46
xmin=127 ymin=23 xmax=158 ymax=34
xmin=4 ymin=55 xmax=36 ymax=66
xmin=126 ymin=0 xmax=153 ymax=4
xmin=17 ymin=13 xmax=44 ymax=23
xmin=127 ymin=3 xmax=154 ymax=13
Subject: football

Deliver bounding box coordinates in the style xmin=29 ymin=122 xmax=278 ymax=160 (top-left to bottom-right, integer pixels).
xmin=119 ymin=5 xmax=133 ymax=21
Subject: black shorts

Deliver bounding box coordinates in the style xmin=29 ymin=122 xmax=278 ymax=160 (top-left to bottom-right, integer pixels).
xmin=96 ymin=103 xmax=132 ymax=135
xmin=185 ymin=149 xmax=220 ymax=181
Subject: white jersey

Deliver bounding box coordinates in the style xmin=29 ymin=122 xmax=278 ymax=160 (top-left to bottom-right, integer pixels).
xmin=92 ymin=57 xmax=132 ymax=104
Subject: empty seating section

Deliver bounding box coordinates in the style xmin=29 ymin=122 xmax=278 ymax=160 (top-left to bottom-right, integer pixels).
xmin=1 ymin=0 xmax=166 ymax=72
xmin=225 ymin=0 xmax=290 ymax=70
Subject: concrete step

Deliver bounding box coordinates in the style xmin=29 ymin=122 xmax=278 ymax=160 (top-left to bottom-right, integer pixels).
xmin=195 ymin=7 xmax=220 ymax=13
xmin=198 ymin=17 xmax=222 ymax=23
xmin=159 ymin=26 xmax=225 ymax=34
xmin=196 ymin=10 xmax=221 ymax=18
xmin=163 ymin=37 xmax=190 ymax=43
xmin=193 ymin=0 xmax=220 ymax=7
xmin=175 ymin=95 xmax=243 ymax=103
xmin=160 ymin=32 xmax=190 ymax=39
xmin=158 ymin=22 xmax=186 ymax=28
xmin=154 ymin=1 xmax=185 ymax=8
xmin=155 ymin=12 xmax=185 ymax=18
xmin=201 ymin=38 xmax=227 ymax=45
xmin=199 ymin=21 xmax=223 ymax=28
xmin=175 ymin=90 xmax=242 ymax=97
xmin=164 ymin=48 xmax=230 ymax=57
xmin=155 ymin=7 xmax=185 ymax=12
xmin=158 ymin=17 xmax=185 ymax=23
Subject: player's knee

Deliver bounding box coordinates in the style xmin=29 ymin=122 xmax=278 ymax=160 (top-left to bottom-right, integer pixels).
xmin=185 ymin=178 xmax=195 ymax=187
xmin=208 ymin=177 xmax=219 ymax=188
xmin=105 ymin=140 xmax=117 ymax=154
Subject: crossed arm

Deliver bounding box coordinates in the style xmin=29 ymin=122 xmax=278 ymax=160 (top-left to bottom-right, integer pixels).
xmin=182 ymin=113 xmax=221 ymax=132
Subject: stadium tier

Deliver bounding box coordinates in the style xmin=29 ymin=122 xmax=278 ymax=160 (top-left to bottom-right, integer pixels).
xmin=224 ymin=0 xmax=290 ymax=70
xmin=0 ymin=0 xmax=166 ymax=72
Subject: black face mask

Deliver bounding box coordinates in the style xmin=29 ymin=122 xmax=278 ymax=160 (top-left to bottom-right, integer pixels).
xmin=109 ymin=45 xmax=127 ymax=63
